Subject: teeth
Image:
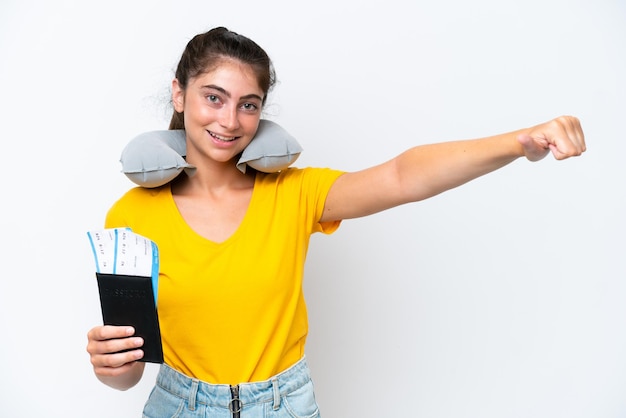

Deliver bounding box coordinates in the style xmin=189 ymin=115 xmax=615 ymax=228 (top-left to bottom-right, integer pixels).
xmin=210 ymin=131 xmax=237 ymax=142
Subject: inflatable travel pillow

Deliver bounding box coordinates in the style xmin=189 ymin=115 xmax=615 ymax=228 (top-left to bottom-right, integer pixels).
xmin=120 ymin=119 xmax=303 ymax=188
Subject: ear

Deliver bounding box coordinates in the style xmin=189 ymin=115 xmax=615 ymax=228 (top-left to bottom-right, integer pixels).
xmin=171 ymin=79 xmax=185 ymax=113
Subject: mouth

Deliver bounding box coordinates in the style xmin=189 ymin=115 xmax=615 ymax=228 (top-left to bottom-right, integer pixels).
xmin=208 ymin=130 xmax=239 ymax=143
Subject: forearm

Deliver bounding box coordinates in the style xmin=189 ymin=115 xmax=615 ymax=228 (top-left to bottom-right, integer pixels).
xmin=395 ymin=128 xmax=527 ymax=202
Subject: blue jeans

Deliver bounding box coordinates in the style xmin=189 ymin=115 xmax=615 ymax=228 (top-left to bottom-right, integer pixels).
xmin=142 ymin=356 xmax=321 ymax=417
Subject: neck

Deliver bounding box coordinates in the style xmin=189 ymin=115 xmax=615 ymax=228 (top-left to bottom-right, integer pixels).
xmin=172 ymin=159 xmax=255 ymax=196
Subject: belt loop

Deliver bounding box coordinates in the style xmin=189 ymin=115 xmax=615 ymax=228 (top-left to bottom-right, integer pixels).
xmin=272 ymin=377 xmax=281 ymax=410
xmin=188 ymin=378 xmax=199 ymax=411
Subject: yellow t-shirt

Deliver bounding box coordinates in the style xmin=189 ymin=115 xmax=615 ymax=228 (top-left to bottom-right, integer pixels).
xmin=105 ymin=167 xmax=343 ymax=384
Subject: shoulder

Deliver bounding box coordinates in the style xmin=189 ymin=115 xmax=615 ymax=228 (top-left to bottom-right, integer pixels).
xmin=256 ymin=167 xmax=344 ymax=187
xmin=254 ymin=167 xmax=344 ymax=211
xmin=115 ymin=185 xmax=168 ymax=203
xmin=105 ymin=185 xmax=170 ymax=228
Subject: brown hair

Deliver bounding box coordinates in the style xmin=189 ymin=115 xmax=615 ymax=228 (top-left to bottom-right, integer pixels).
xmin=169 ymin=26 xmax=276 ymax=130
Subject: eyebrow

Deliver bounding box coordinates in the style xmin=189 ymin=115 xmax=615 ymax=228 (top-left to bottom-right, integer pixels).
xmin=202 ymin=84 xmax=263 ymax=102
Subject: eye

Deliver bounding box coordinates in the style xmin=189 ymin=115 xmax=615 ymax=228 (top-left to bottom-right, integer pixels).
xmin=207 ymin=94 xmax=222 ymax=105
xmin=240 ymin=102 xmax=259 ymax=113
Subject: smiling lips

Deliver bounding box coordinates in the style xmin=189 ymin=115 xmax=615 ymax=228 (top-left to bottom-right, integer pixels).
xmin=209 ymin=130 xmax=239 ymax=143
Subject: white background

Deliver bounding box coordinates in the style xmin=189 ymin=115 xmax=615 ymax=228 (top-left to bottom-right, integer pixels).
xmin=1 ymin=1 xmax=624 ymax=417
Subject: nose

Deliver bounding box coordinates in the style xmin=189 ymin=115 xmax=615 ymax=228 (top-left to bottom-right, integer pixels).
xmin=218 ymin=105 xmax=240 ymax=131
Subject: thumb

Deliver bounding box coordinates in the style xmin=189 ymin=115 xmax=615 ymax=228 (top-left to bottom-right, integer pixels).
xmin=517 ymin=133 xmax=550 ymax=162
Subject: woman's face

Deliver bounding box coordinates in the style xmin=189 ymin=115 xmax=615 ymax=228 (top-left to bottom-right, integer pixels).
xmin=172 ymin=59 xmax=264 ymax=166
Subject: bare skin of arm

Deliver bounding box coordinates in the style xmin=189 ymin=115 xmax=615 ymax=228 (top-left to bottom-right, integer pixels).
xmin=321 ymin=116 xmax=585 ymax=222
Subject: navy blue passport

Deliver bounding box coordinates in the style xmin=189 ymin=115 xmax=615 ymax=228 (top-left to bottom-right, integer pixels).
xmin=96 ymin=273 xmax=164 ymax=363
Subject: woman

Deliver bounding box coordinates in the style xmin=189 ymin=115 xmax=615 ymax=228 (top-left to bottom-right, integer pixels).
xmin=86 ymin=27 xmax=585 ymax=417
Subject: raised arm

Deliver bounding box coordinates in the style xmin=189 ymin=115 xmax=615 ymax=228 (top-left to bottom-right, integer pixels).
xmin=320 ymin=116 xmax=585 ymax=222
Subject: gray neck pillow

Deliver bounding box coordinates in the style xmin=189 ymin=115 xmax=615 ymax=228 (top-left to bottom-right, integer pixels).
xmin=120 ymin=119 xmax=303 ymax=188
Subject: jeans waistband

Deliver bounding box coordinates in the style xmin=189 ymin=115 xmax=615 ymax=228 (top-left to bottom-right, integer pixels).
xmin=155 ymin=356 xmax=311 ymax=410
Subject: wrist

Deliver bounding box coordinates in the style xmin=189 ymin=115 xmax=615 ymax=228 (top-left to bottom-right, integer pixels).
xmin=509 ymin=128 xmax=530 ymax=158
